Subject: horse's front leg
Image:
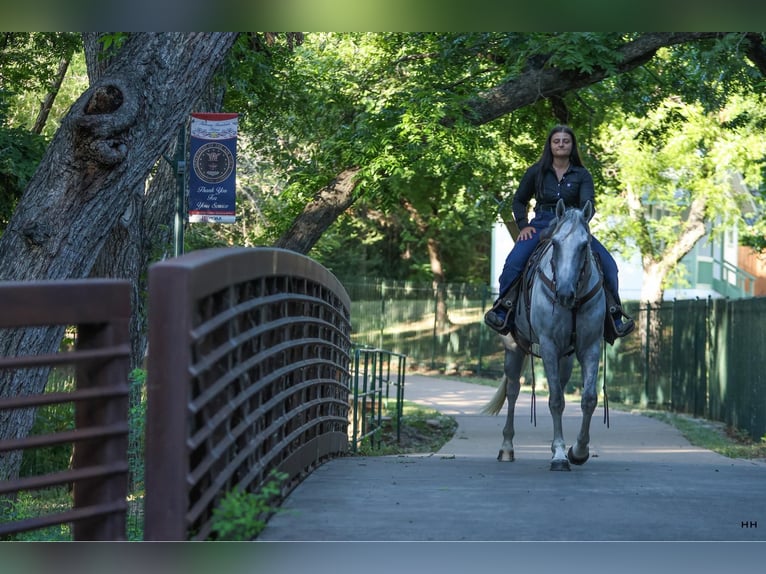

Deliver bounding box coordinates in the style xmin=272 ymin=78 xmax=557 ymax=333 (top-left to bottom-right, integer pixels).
xmin=499 ymin=375 xmax=521 ymax=461
xmin=568 ymin=340 xmax=601 ymax=465
xmin=541 ymin=344 xmax=569 ymax=471
xmin=499 ymin=338 xmax=524 ymax=461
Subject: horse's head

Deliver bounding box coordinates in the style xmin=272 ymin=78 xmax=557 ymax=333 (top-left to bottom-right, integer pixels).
xmin=550 ymin=199 xmax=593 ymax=309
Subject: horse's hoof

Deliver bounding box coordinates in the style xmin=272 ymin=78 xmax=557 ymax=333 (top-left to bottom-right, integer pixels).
xmin=567 ymin=446 xmax=590 ymax=466
xmin=550 ymin=459 xmax=571 ymax=471
xmin=497 ymin=450 xmax=515 ymax=462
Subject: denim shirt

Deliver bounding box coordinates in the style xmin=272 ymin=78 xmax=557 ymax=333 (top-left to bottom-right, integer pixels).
xmin=512 ymin=162 xmax=595 ymax=228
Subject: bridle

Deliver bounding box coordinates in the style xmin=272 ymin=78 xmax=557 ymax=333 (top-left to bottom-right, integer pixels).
xmin=536 ymin=217 xmax=603 ymax=311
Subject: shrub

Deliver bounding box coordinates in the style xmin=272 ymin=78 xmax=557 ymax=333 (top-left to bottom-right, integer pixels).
xmin=210 ymin=470 xmax=288 ymax=540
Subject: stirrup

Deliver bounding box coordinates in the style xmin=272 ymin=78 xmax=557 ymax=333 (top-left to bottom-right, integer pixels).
xmin=485 ymin=297 xmax=514 ymax=335
xmin=610 ymin=305 xmax=635 ymax=338
xmin=484 ymin=309 xmax=511 ymax=335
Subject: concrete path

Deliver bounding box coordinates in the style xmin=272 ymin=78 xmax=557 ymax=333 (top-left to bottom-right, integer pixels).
xmin=259 ymin=375 xmax=766 ymax=541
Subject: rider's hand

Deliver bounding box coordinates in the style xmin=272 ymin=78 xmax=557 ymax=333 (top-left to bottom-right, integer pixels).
xmin=518 ymin=226 xmax=536 ymax=241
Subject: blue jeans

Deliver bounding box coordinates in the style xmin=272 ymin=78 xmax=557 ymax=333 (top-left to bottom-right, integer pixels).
xmin=497 ymin=214 xmax=619 ymax=300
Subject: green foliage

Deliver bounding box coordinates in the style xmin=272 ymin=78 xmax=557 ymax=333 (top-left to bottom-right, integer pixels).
xmin=0 ymin=123 xmax=47 ymax=230
xmin=209 ymin=470 xmax=288 ymax=541
xmin=0 ymin=489 xmax=72 ymax=541
xmin=0 ymin=33 xmax=81 ymax=94
xmin=542 ymin=32 xmax=626 ymax=75
xmin=1 ymin=33 xmax=86 ymax=230
xmin=126 ymin=369 xmax=146 ymax=540
xmin=216 ymin=33 xmax=532 ymax=280
xmin=593 ymin=91 xmax=766 ymax=274
xmin=19 ymin=371 xmax=75 ymax=478
xmin=98 ymin=33 xmax=128 ymax=55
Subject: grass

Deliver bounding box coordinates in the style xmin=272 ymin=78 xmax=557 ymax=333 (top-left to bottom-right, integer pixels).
xmin=355 ymin=401 xmax=458 ymax=456
xmin=635 ymin=409 xmax=766 ymax=461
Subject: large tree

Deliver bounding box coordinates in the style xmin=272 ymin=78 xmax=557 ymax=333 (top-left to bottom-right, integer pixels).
xmin=269 ymin=32 xmax=747 ymax=253
xmin=0 ymin=32 xmax=238 ymax=480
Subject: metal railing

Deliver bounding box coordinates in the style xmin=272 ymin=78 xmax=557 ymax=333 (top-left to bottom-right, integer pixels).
xmin=0 ymin=280 xmax=131 ymax=541
xmin=143 ymin=247 xmax=352 ymax=541
xmin=349 ymin=347 xmax=407 ymax=452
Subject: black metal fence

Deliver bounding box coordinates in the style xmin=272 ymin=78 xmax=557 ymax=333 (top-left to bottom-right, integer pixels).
xmin=345 ymin=280 xmax=500 ymax=374
xmin=606 ymin=298 xmax=766 ymax=440
xmin=344 ymin=279 xmax=766 ymax=441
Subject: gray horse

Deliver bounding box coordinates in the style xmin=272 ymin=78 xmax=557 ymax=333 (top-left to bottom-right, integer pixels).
xmin=483 ymin=199 xmax=605 ymax=471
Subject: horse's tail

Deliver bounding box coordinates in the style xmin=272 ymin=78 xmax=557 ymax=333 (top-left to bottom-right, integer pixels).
xmin=481 ymin=376 xmax=508 ymax=415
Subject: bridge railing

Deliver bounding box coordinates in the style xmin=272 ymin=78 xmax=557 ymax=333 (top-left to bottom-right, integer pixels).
xmin=0 ymin=280 xmax=131 ymax=541
xmin=143 ymin=247 xmax=351 ymax=541
xmin=349 ymin=347 xmax=407 ymax=452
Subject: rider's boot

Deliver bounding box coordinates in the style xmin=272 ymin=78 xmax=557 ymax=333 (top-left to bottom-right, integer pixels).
xmin=484 ymin=280 xmax=519 ymax=335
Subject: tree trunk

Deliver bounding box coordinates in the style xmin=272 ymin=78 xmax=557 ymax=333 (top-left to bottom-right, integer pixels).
xmin=638 ymin=194 xmax=708 ymax=306
xmin=83 ymin=32 xmax=149 ymax=371
xmin=0 ymin=32 xmax=238 ymax=481
xmin=83 ymin=33 xmax=230 ymax=370
xmin=427 ymin=237 xmax=449 ymax=330
xmin=399 ymin=198 xmax=450 ymax=329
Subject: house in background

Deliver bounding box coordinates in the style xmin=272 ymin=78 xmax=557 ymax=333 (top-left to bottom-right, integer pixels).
xmin=611 ymin=231 xmax=759 ymax=303
xmin=737 ymin=246 xmax=766 ymax=296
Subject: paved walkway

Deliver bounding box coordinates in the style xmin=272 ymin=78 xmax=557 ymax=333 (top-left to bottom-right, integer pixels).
xmin=259 ymin=375 xmax=766 ymax=541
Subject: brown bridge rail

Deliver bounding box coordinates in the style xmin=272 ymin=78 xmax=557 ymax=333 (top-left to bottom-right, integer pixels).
xmin=0 ymin=280 xmax=131 ymax=541
xmin=143 ymin=247 xmax=352 ymax=540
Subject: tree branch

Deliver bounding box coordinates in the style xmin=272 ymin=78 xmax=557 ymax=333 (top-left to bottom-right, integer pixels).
xmin=274 ymin=167 xmax=361 ymax=253
xmin=453 ymin=32 xmax=726 ymax=126
xmin=658 ymin=194 xmax=708 ymax=274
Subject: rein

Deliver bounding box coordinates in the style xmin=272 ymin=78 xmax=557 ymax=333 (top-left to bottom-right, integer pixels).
xmin=602 ymin=344 xmax=610 ymax=427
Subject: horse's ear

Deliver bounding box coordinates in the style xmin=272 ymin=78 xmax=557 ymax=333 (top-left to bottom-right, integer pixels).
xmin=583 ymin=200 xmax=594 ymax=222
xmin=555 ymin=198 xmax=566 ymax=218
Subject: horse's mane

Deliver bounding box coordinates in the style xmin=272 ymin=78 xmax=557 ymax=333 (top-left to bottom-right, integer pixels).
xmin=538 ymin=218 xmax=556 ymax=241
xmin=539 ymin=206 xmax=589 ymax=242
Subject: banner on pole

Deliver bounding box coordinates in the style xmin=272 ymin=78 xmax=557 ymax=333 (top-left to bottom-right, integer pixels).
xmin=188 ymin=112 xmax=238 ymax=223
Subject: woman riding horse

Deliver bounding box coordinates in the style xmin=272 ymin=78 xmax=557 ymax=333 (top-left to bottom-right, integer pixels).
xmin=484 ymin=125 xmax=634 ymax=339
